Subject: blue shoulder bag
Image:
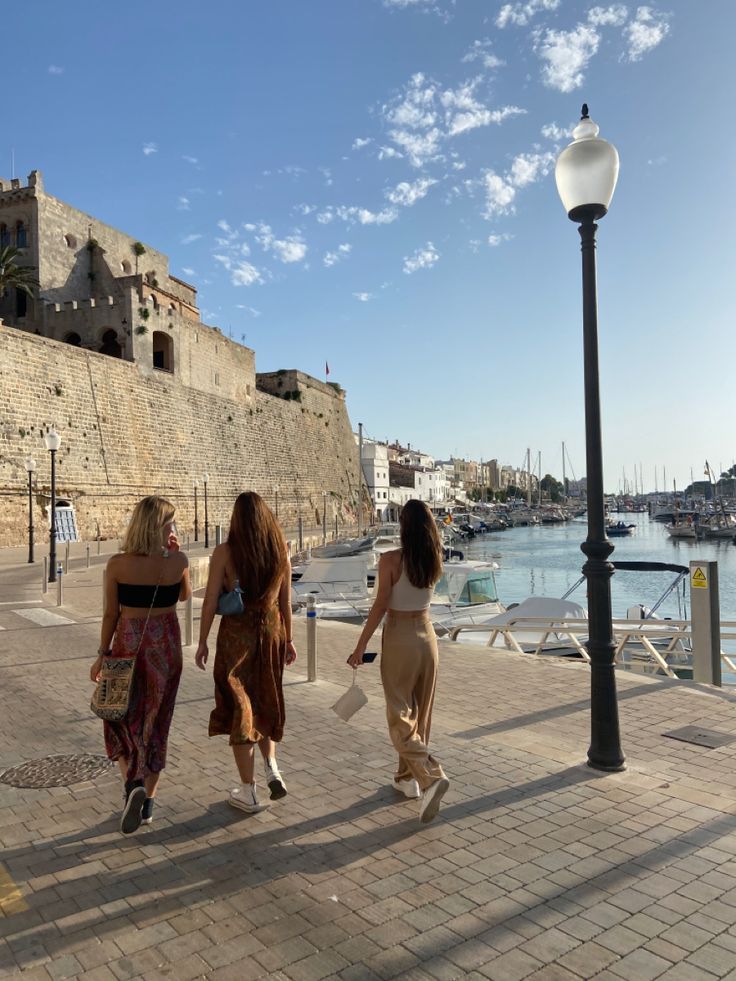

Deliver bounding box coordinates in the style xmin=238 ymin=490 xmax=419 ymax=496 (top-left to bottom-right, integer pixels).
xmin=217 ymin=580 xmax=244 ymax=616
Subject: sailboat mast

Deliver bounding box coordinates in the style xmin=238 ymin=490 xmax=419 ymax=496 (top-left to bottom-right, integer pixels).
xmin=527 ymin=447 xmax=531 ymax=507
xmin=562 ymin=441 xmax=567 ymax=502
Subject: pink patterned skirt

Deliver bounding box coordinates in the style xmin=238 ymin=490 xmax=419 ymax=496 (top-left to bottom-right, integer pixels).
xmin=104 ymin=611 xmax=183 ymax=782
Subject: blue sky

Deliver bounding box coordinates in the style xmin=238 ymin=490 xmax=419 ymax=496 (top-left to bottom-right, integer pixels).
xmin=6 ymin=0 xmax=735 ymax=492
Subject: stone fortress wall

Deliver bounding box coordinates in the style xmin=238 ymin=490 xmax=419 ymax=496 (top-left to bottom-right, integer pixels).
xmin=0 ymin=172 xmax=365 ymax=547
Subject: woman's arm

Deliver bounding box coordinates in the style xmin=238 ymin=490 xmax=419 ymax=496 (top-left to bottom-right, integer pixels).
xmin=178 ymin=558 xmax=192 ymax=602
xmin=91 ymin=556 xmax=121 ymax=682
xmin=279 ymin=563 xmax=297 ymax=665
xmin=347 ymin=552 xmax=395 ymax=667
xmin=194 ymin=545 xmax=227 ymax=668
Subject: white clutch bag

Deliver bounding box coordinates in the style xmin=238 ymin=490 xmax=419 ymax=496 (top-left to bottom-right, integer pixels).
xmin=331 ymin=670 xmax=368 ymax=721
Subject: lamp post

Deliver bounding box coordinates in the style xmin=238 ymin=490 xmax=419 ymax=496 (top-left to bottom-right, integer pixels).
xmin=25 ymin=456 xmax=36 ymax=564
xmin=43 ymin=429 xmax=62 ymax=582
xmin=555 ymin=104 xmax=625 ymax=772
xmin=274 ymin=484 xmax=279 ymax=522
xmin=322 ymin=491 xmax=327 ymax=547
xmin=203 ymin=472 xmax=210 ymax=549
xmin=193 ymin=479 xmax=199 ymax=542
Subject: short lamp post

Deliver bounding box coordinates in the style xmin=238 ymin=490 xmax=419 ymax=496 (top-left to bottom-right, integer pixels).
xmin=193 ymin=479 xmax=199 ymax=543
xmin=203 ymin=473 xmax=210 ymax=549
xmin=274 ymin=484 xmax=280 ymax=522
xmin=322 ymin=491 xmax=327 ymax=547
xmin=44 ymin=429 xmax=62 ymax=582
xmin=555 ymin=104 xmax=625 ymax=772
xmin=25 ymin=456 xmax=36 ymax=564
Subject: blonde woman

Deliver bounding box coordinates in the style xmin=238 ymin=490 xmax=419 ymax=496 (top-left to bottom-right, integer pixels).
xmin=349 ymin=499 xmax=449 ymax=824
xmin=92 ymin=496 xmax=191 ymax=834
xmin=195 ymin=492 xmax=296 ymax=813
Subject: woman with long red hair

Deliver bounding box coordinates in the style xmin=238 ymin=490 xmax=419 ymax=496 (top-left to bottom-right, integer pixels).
xmin=196 ymin=492 xmax=296 ymax=812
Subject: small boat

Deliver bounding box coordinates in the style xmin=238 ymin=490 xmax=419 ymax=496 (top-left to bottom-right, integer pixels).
xmin=698 ymin=514 xmax=736 ymax=539
xmin=606 ymin=521 xmax=636 ymax=537
xmin=665 ymin=522 xmax=697 ymax=540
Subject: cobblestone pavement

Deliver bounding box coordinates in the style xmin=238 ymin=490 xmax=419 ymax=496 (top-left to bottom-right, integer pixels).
xmin=2 ymin=547 xmax=736 ymax=980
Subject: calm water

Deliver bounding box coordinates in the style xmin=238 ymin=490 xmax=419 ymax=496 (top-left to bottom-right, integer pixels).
xmin=464 ymin=513 xmax=736 ymax=622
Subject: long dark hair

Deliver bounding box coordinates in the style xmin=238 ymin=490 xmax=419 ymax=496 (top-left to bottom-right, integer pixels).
xmin=399 ymin=499 xmax=443 ymax=589
xmin=227 ymin=492 xmax=288 ymax=603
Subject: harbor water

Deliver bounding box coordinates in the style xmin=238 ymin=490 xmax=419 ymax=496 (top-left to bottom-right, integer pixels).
xmin=464 ymin=513 xmax=736 ymax=623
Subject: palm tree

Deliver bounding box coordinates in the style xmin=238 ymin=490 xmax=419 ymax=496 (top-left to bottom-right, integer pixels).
xmin=0 ymin=245 xmax=38 ymax=299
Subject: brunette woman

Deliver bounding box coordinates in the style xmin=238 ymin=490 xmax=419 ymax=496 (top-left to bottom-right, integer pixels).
xmin=195 ymin=492 xmax=297 ymax=813
xmin=348 ymin=499 xmax=449 ymax=824
xmin=92 ymin=496 xmax=191 ymax=834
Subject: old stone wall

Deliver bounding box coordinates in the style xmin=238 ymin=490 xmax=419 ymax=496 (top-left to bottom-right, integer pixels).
xmin=0 ymin=327 xmax=363 ymax=548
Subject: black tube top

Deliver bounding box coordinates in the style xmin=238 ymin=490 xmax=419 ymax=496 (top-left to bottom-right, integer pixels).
xmin=117 ymin=582 xmax=182 ymax=607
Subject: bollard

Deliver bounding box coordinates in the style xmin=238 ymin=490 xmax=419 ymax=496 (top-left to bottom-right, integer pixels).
xmin=56 ymin=564 xmax=63 ymax=607
xmin=298 ymin=516 xmax=303 ymax=551
xmin=215 ymin=525 xmax=222 ymax=546
xmin=64 ymin=540 xmax=70 ymax=573
xmin=97 ymin=535 xmax=101 ymax=556
xmin=86 ymin=544 xmax=90 ymax=569
xmin=690 ymin=560 xmax=721 ymax=686
xmin=306 ymin=594 xmax=317 ymax=682
xmin=334 ymin=515 xmax=338 ymax=540
xmin=43 ymin=556 xmax=48 ymax=595
xmin=185 ymin=595 xmax=194 ymax=647
xmin=307 ymin=544 xmax=312 ymax=560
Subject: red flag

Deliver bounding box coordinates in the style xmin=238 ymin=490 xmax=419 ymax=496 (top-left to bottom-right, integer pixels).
xmin=325 ymin=361 xmax=330 ymax=376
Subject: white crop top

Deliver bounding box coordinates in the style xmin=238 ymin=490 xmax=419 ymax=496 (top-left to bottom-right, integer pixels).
xmin=389 ymin=565 xmax=434 ymax=611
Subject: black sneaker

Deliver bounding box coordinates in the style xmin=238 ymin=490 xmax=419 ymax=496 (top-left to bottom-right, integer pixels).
xmin=141 ymin=798 xmax=155 ymax=825
xmin=263 ymin=759 xmax=287 ymax=800
xmin=121 ymin=781 xmax=146 ymax=835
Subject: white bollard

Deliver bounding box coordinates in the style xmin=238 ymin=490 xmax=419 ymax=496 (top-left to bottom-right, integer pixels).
xmin=56 ymin=565 xmax=63 ymax=607
xmin=306 ymin=594 xmax=317 ymax=682
xmin=185 ymin=595 xmax=194 ymax=647
xmin=43 ymin=556 xmax=48 ymax=595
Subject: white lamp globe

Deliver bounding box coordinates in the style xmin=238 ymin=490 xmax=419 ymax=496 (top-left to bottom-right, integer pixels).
xmin=25 ymin=456 xmax=37 ymax=473
xmin=555 ymin=105 xmax=619 ymax=222
xmin=43 ymin=429 xmax=62 ymax=452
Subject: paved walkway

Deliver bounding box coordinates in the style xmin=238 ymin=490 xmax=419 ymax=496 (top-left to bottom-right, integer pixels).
xmin=2 ymin=545 xmax=736 ymax=980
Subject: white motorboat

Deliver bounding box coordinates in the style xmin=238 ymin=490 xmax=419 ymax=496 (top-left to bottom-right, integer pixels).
xmin=291 ymin=555 xmax=372 ymax=619
xmin=665 ymin=522 xmax=697 ymax=540
xmin=430 ymin=560 xmax=505 ymax=633
xmin=698 ymin=514 xmax=736 ymax=539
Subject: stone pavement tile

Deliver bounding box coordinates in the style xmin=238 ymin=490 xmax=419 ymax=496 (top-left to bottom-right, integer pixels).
xmin=333 ymin=933 xmax=383 ymax=965
xmin=45 ymin=953 xmax=84 ymax=980
xmin=476 ymin=948 xmax=542 ymax=981
xmin=607 ymin=948 xmax=674 ymax=980
xmin=526 ymin=967 xmax=581 ymax=981
xmin=76 ymin=966 xmax=118 ymax=981
xmin=595 ymin=924 xmax=650 ymax=956
xmin=644 ymin=936 xmax=690 ymax=964
xmin=200 ymin=933 xmax=266 ymax=970
xmin=360 ymin=945 xmax=423 ymax=980
xmin=112 ymin=920 xmax=178 ymax=956
xmin=208 ymin=960 xmax=271 ymax=981
xmin=364 ymin=917 xmax=420 ymax=950
xmin=685 ymin=943 xmax=736 ymax=977
xmin=660 ymin=921 xmax=717 ymax=952
xmin=580 ymin=902 xmax=630 ymax=930
xmin=557 ymin=915 xmax=604 ymax=943
xmin=442 ymin=938 xmax=498 ymax=971
xmin=108 ymin=946 xmax=167 ymax=979
xmin=619 ymin=912 xmax=670 ymax=940
xmin=557 ymin=939 xmax=621 ymax=977
xmin=657 ymin=965 xmax=721 ymax=981
xmin=1 ymin=969 xmax=52 ymax=981
xmin=403 ymin=924 xmax=463 ymax=960
xmin=518 ymin=926 xmax=581 ymax=965
xmin=252 ymin=935 xmax=319 ymax=973
xmin=338 ymin=967 xmax=384 ymax=981
xmin=422 ymin=954 xmax=468 ymax=980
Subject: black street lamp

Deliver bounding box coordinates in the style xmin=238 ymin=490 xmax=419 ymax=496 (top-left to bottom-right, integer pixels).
xmin=25 ymin=456 xmax=36 ymax=564
xmin=203 ymin=472 xmax=210 ymax=549
xmin=193 ymin=479 xmax=199 ymax=542
xmin=322 ymin=491 xmax=327 ymax=547
xmin=43 ymin=429 xmax=62 ymax=582
xmin=555 ymin=105 xmax=625 ymax=772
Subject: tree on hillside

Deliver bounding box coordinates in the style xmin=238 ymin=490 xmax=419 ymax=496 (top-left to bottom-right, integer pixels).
xmin=0 ymin=245 xmax=38 ymax=299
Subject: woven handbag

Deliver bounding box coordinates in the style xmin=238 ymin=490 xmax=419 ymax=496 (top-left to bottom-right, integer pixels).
xmin=91 ymin=579 xmax=161 ymax=721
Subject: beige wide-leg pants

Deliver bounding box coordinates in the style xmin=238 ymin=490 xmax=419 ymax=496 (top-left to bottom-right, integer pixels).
xmin=380 ymin=610 xmax=445 ymax=791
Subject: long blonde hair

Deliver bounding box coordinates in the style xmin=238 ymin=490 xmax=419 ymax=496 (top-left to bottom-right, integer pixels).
xmin=228 ymin=492 xmax=288 ymax=603
xmin=400 ymin=499 xmax=443 ymax=589
xmin=122 ymin=496 xmax=175 ymax=556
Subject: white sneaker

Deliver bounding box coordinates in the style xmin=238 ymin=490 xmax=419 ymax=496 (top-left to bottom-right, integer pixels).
xmin=392 ymin=778 xmax=421 ymax=799
xmin=419 ymin=777 xmax=450 ymax=824
xmin=263 ymin=758 xmax=287 ymax=800
xmin=228 ymin=782 xmax=268 ymax=813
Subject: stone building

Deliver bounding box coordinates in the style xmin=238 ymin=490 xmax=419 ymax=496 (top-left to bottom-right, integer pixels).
xmin=0 ymin=172 xmax=367 ymax=546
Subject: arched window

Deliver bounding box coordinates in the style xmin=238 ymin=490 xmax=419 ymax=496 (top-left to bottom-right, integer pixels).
xmin=120 ymin=260 xmax=132 ymax=274
xmin=64 ymin=332 xmax=82 ymax=346
xmin=64 ymin=233 xmax=77 ymax=249
xmin=15 ymin=221 xmax=27 ymax=248
xmin=0 ymin=224 xmax=9 ymax=247
xmin=99 ymin=329 xmax=122 ymax=358
xmin=152 ymin=331 xmax=173 ymax=372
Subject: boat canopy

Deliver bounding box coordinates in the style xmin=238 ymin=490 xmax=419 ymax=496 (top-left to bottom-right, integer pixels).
xmin=611 ymin=561 xmax=688 ymax=575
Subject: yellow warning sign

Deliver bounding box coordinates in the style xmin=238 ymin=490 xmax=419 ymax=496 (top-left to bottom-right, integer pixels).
xmin=691 ymin=566 xmax=708 ymax=589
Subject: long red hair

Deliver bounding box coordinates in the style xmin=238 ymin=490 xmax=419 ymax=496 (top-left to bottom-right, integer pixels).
xmin=227 ymin=492 xmax=288 ymax=604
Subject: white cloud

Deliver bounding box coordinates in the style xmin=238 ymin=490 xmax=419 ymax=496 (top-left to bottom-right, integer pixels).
xmin=236 ymin=305 xmax=262 ymax=317
xmin=353 ymin=292 xmax=374 ymax=302
xmin=541 ymin=121 xmax=570 ymax=141
xmin=295 ymin=203 xmax=317 ymax=216
xmin=317 ymin=209 xmax=335 ymax=224
xmin=403 ymin=242 xmax=440 ymax=275
xmin=181 ymin=267 xmax=196 ymax=277
xmin=497 ymin=0 xmax=560 ymax=28
xmin=587 ymin=4 xmax=628 ymax=26
xmin=142 ymin=142 xmax=158 ymax=156
xmin=352 ymin=137 xmax=373 ymax=150
xmin=254 ymin=223 xmax=308 ymax=263
xmin=324 ymin=244 xmax=352 ymax=267
xmin=625 ymin=5 xmax=669 ymax=61
xmin=482 ymin=150 xmax=555 ymax=217
xmin=320 ymin=166 xmax=333 ymax=187
xmin=177 ymin=196 xmax=190 ymax=211
xmin=462 ymin=40 xmax=505 ymax=70
xmin=182 ymin=155 xmax=199 ymax=165
xmin=487 ymin=233 xmax=513 ymax=246
xmin=48 ymin=64 xmax=64 ymax=75
xmin=534 ymin=23 xmax=600 ymax=92
xmin=382 ymin=72 xmax=524 ymax=166
xmin=231 ymin=261 xmax=263 ymax=287
xmin=385 ymin=177 xmax=437 ymax=207
xmin=181 ymin=233 xmax=202 ymax=245
xmin=378 ymin=146 xmax=403 ymax=160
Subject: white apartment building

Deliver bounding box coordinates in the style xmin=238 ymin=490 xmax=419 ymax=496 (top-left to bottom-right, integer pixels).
xmin=360 ymin=440 xmax=391 ymax=521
